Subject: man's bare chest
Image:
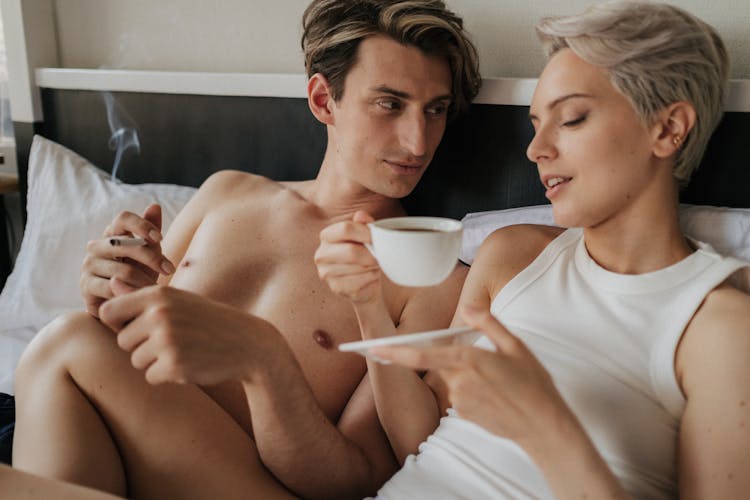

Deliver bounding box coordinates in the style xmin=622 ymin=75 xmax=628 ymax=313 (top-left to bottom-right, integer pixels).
xmin=166 ymin=211 xmax=371 ymax=418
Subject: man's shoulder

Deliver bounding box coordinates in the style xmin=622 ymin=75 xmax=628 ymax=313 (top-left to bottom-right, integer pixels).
xmin=199 ymin=170 xmax=277 ymax=193
xmin=193 ymin=170 xmax=306 ymax=206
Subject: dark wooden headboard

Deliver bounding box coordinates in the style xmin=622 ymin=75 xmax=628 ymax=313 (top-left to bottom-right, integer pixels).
xmin=27 ymin=70 xmax=750 ymax=222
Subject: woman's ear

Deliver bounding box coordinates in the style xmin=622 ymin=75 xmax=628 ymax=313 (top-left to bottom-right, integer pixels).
xmin=652 ymin=101 xmax=697 ymax=159
xmin=307 ymin=73 xmax=335 ymax=125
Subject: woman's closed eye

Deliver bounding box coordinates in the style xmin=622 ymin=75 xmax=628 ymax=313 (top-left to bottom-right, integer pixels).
xmin=562 ymin=114 xmax=587 ymax=127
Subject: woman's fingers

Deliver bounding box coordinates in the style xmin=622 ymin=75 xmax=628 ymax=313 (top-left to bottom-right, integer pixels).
xmin=460 ymin=304 xmax=521 ymax=354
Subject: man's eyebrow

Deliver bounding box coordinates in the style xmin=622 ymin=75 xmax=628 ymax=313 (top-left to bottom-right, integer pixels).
xmin=371 ymin=85 xmax=452 ymax=103
xmin=529 ymin=93 xmax=594 ymax=120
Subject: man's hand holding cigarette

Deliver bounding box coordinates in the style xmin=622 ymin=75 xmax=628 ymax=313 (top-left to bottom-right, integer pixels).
xmin=80 ymin=203 xmax=177 ymax=318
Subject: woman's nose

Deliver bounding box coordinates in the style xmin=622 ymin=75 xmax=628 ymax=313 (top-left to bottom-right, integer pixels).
xmin=526 ymin=127 xmax=556 ymax=164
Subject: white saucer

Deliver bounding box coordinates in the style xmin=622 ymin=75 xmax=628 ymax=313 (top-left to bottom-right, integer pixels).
xmin=338 ymin=325 xmax=481 ymax=356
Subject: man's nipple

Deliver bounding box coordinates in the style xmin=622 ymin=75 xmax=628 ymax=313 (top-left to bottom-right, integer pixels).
xmin=312 ymin=329 xmax=334 ymax=350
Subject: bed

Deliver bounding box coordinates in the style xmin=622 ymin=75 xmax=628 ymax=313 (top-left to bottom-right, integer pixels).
xmin=0 ymin=71 xmax=749 ymax=461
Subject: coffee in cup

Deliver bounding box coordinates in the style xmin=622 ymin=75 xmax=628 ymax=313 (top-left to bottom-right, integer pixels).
xmin=367 ymin=216 xmax=463 ymax=287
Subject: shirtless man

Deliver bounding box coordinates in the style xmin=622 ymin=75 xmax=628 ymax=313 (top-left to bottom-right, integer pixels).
xmin=9 ymin=1 xmax=480 ymax=498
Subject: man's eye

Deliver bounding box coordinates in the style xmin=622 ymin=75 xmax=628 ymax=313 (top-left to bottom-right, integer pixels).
xmin=426 ymin=104 xmax=448 ymax=116
xmin=378 ymin=100 xmax=400 ymax=111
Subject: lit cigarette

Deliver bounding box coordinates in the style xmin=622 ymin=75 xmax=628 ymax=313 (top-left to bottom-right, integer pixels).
xmin=109 ymin=236 xmax=147 ymax=247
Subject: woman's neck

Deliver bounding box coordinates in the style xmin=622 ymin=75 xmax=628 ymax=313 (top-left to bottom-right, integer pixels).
xmin=582 ymin=180 xmax=692 ymax=275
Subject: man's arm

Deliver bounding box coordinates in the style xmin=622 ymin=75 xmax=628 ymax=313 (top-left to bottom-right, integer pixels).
xmin=79 ymin=170 xmax=235 ymax=314
xmin=97 ymin=282 xmax=398 ymax=499
xmin=244 ymin=348 xmax=400 ymax=499
xmin=351 ymin=264 xmax=467 ymax=463
xmin=675 ymin=284 xmax=750 ymax=498
xmin=315 ymin=211 xmax=468 ymax=463
xmin=156 ymin=171 xmax=245 ymax=284
xmin=247 ymin=249 xmax=467 ymax=495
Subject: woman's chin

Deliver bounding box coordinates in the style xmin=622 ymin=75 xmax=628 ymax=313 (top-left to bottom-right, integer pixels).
xmin=551 ymin=206 xmax=576 ymax=228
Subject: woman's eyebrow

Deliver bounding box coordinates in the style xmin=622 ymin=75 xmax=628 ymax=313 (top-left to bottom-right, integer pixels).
xmin=529 ymin=93 xmax=594 ymax=121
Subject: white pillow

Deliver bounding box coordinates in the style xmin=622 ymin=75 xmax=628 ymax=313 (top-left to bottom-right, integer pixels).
xmin=460 ymin=204 xmax=750 ymax=265
xmin=0 ymin=135 xmax=197 ymax=334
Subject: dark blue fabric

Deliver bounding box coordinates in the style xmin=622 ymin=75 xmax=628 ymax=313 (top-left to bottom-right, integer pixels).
xmin=0 ymin=392 xmax=14 ymax=465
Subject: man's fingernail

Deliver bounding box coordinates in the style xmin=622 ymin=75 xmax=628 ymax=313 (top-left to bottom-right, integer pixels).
xmin=149 ymin=230 xmax=162 ymax=242
xmin=161 ymin=260 xmax=176 ymax=274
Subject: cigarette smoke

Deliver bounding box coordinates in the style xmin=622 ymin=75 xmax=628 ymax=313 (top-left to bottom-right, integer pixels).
xmin=102 ymin=91 xmax=140 ymax=182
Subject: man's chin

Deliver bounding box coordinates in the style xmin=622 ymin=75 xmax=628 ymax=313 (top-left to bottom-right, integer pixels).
xmin=382 ymin=179 xmax=422 ymax=200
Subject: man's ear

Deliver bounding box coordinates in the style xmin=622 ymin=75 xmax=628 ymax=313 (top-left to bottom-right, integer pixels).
xmin=308 ymin=73 xmax=335 ymax=125
xmin=652 ymin=101 xmax=697 ymax=159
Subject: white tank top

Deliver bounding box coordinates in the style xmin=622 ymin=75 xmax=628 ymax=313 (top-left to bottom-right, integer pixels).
xmin=377 ymin=228 xmax=749 ymax=499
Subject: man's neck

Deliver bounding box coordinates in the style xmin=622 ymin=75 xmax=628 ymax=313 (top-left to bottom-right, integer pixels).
xmin=299 ymin=157 xmax=408 ymax=222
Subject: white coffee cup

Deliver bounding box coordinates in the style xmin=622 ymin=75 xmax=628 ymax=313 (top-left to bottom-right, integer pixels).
xmin=366 ymin=216 xmax=463 ymax=287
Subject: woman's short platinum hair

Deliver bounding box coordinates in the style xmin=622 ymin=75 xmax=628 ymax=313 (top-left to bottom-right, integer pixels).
xmin=535 ymin=0 xmax=729 ymax=185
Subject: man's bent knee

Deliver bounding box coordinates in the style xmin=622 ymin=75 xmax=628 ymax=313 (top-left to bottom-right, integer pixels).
xmin=15 ymin=311 xmax=114 ymax=393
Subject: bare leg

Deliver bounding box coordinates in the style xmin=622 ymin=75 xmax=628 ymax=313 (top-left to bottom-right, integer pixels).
xmin=0 ymin=464 xmax=122 ymax=500
xmin=13 ymin=312 xmax=295 ymax=499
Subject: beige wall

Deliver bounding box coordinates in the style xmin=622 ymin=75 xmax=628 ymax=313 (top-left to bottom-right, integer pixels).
xmin=54 ymin=0 xmax=750 ymax=78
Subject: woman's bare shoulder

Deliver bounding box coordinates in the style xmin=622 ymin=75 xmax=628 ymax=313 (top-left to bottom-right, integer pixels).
xmin=478 ymin=224 xmax=564 ymax=265
xmin=472 ymin=224 xmax=565 ymax=297
xmin=678 ymin=282 xmax=750 ymax=393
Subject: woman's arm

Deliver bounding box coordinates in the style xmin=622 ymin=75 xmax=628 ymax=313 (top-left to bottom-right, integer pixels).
xmin=674 ymin=284 xmax=750 ymax=498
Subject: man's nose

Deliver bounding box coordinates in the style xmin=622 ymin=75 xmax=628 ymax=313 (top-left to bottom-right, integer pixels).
xmin=399 ymin=111 xmax=428 ymax=158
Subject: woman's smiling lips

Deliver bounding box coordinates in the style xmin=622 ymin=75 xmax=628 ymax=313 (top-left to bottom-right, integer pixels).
xmin=542 ymin=174 xmax=572 ymax=199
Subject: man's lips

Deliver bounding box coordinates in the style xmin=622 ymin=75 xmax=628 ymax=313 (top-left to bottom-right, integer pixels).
xmin=384 ymin=160 xmax=424 ymax=173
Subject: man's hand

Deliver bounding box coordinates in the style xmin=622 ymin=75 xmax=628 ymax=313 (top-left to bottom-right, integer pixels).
xmin=80 ymin=203 xmax=176 ymax=317
xmin=98 ymin=285 xmax=277 ymax=386
xmin=315 ymin=211 xmax=383 ymax=304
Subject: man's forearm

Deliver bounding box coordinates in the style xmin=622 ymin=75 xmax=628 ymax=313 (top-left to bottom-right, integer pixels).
xmin=242 ymin=340 xmax=381 ymax=499
xmin=354 ymin=299 xmax=442 ymax=463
